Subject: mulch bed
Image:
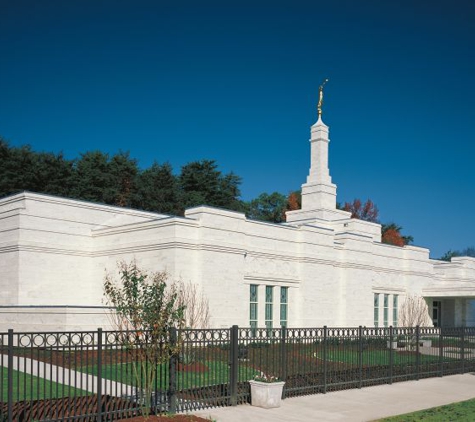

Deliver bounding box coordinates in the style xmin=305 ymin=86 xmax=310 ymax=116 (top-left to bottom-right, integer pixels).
xmin=1 ymin=395 xmax=141 ymax=422
xmin=122 ymin=416 xmax=209 ymax=421
xmin=0 ymin=395 xmax=211 ymax=422
xmin=177 ymin=362 xmax=209 ymax=373
xmin=7 ymin=349 xmax=211 ymax=372
xmin=3 ymin=348 xmax=137 ymax=369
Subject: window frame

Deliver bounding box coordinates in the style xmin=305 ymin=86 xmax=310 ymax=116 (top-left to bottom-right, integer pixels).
xmin=250 ymin=284 xmax=258 ymax=335
xmin=280 ymin=286 xmax=288 ymax=328
xmin=383 ymin=294 xmax=389 ymax=327
xmin=265 ymin=286 xmax=273 ymax=330
xmin=393 ymin=295 xmax=398 ymax=327
xmin=374 ymin=293 xmax=380 ymax=327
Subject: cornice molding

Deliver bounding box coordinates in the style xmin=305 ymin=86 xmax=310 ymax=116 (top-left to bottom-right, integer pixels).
xmin=243 ymin=275 xmax=300 ymax=285
xmin=1 ymin=240 xmax=472 ymax=283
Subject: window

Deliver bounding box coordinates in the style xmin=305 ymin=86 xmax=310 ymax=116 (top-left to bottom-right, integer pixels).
xmin=280 ymin=287 xmax=288 ymax=327
xmin=393 ymin=295 xmax=398 ymax=327
xmin=384 ymin=294 xmax=389 ymax=327
xmin=374 ymin=293 xmax=379 ymax=327
xmin=250 ymin=285 xmax=258 ymax=335
xmin=265 ymin=286 xmax=273 ymax=330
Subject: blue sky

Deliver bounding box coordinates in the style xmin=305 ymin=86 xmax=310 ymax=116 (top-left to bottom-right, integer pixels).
xmin=1 ymin=0 xmax=474 ymax=258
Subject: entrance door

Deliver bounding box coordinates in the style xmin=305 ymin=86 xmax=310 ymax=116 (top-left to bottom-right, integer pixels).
xmin=433 ymin=301 xmax=442 ymax=327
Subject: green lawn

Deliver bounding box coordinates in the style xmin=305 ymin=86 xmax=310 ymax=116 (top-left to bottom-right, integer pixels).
xmin=317 ymin=349 xmax=444 ymax=366
xmin=425 ymin=337 xmax=475 ymax=349
xmin=83 ymin=349 xmax=444 ymax=390
xmin=378 ymin=398 xmax=475 ymax=421
xmin=2 ymin=369 xmax=88 ymax=402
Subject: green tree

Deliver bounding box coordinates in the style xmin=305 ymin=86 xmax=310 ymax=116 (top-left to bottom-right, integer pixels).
xmin=133 ymin=162 xmax=181 ymax=215
xmin=0 ymin=140 xmax=38 ymax=196
xmin=215 ymin=172 xmax=243 ymax=211
xmin=108 ymin=151 xmax=139 ymax=207
xmin=0 ymin=139 xmax=75 ymax=198
xmin=104 ymin=260 xmax=185 ymax=417
xmin=461 ymin=246 xmax=475 ymax=257
xmin=179 ymin=160 xmax=242 ymax=211
xmin=440 ymin=246 xmax=475 ymax=261
xmin=70 ymin=150 xmax=139 ymax=206
xmin=33 ymin=151 xmax=74 ymax=197
xmin=247 ymin=192 xmax=287 ymax=223
xmin=70 ymin=151 xmax=113 ymax=203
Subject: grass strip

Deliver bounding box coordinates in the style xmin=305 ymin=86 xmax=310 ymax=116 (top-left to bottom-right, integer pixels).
xmin=2 ymin=369 xmax=88 ymax=402
xmin=378 ymin=398 xmax=475 ymax=421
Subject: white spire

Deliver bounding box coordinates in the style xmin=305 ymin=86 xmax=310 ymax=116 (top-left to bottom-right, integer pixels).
xmin=300 ymin=115 xmax=335 ymax=211
xmin=286 ymin=85 xmax=351 ymax=224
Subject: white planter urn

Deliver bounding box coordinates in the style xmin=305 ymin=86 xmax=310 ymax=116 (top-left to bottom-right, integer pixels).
xmin=387 ymin=340 xmax=398 ymax=349
xmin=249 ymin=380 xmax=285 ymax=409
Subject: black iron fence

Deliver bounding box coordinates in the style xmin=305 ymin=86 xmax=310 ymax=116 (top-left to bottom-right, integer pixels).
xmin=2 ymin=325 xmax=475 ymax=421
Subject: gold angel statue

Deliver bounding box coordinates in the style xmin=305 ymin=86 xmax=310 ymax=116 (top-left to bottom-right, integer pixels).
xmin=317 ymin=78 xmax=329 ymax=118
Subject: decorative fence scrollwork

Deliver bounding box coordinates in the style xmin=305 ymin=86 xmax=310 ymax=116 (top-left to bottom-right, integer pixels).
xmin=1 ymin=325 xmax=475 ymax=421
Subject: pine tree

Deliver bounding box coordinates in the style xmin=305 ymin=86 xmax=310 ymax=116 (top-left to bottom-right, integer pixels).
xmin=133 ymin=162 xmax=181 ymax=215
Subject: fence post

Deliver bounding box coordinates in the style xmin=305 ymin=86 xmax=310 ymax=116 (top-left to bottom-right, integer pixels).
xmin=323 ymin=326 xmax=327 ymax=394
xmin=97 ymin=328 xmax=103 ymax=422
xmin=169 ymin=327 xmax=177 ymax=414
xmin=358 ymin=326 xmax=363 ymax=389
xmin=389 ymin=326 xmax=393 ymax=385
xmin=280 ymin=326 xmax=287 ymax=399
xmin=461 ymin=327 xmax=465 ymax=374
xmin=7 ymin=329 xmax=13 ymax=422
xmin=439 ymin=327 xmax=444 ymax=377
xmin=229 ymin=325 xmax=239 ymax=406
xmin=415 ymin=326 xmax=420 ymax=381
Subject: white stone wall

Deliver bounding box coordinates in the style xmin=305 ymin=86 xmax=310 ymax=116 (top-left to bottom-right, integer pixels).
xmin=0 ymin=196 xmax=22 ymax=306
xmin=2 ymin=188 xmax=475 ymax=332
xmin=0 ymin=191 xmax=473 ymax=331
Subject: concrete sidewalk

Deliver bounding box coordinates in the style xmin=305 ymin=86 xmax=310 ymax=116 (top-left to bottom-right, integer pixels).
xmin=192 ymin=374 xmax=475 ymax=421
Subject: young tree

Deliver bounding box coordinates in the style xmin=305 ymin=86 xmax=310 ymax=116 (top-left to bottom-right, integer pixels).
xmin=177 ymin=280 xmax=210 ymax=329
xmin=104 ymin=261 xmax=185 ymax=417
xmin=399 ymin=294 xmax=431 ymax=327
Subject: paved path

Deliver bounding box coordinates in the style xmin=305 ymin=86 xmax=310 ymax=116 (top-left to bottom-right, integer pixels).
xmin=193 ymin=373 xmax=475 ymax=421
xmin=1 ymin=354 xmax=135 ymax=397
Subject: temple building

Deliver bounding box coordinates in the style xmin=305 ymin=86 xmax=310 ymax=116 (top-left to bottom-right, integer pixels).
xmin=1 ymin=101 xmax=475 ymax=332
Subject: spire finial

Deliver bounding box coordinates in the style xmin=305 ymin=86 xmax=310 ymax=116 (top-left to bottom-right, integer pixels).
xmin=317 ymin=78 xmax=329 ymax=119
